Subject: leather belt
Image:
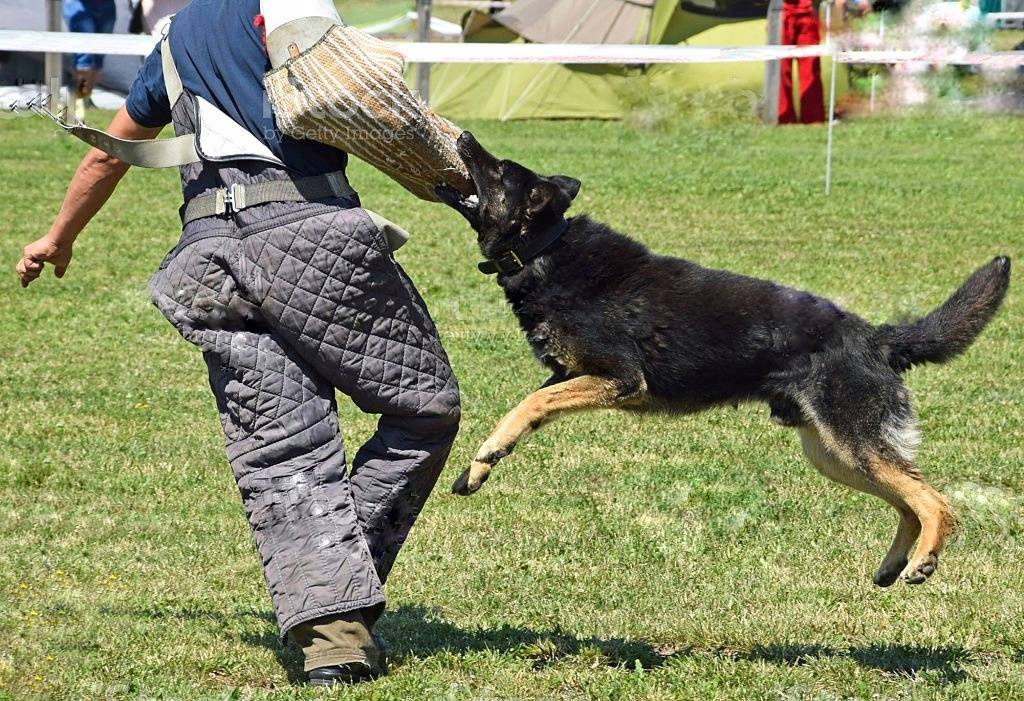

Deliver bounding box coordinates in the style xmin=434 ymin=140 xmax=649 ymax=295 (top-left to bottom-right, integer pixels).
xmin=181 ymin=170 xmax=355 ymax=225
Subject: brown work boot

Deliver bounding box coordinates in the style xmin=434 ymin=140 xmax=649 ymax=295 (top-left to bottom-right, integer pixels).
xmin=73 ymin=69 xmax=98 ymax=99
xmin=289 ymin=609 xmax=385 ymax=686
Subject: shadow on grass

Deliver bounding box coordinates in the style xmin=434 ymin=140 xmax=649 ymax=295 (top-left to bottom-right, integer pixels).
xmin=237 ymin=604 xmax=667 ymax=684
xmin=250 ymin=606 xmax=973 ymax=686
xmin=378 ymin=605 xmax=664 ymax=669
xmin=745 ymin=642 xmax=970 ymax=684
xmin=119 ymin=603 xmax=972 ymax=687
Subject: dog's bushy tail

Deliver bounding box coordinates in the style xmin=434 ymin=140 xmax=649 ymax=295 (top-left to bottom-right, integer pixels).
xmin=877 ymin=256 xmax=1011 ymax=372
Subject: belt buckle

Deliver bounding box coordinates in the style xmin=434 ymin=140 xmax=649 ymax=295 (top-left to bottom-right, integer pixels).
xmin=216 ymin=183 xmax=247 ymax=215
xmin=495 ymin=250 xmax=524 ymax=275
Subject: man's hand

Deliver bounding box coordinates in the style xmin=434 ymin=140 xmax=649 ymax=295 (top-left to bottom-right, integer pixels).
xmin=17 ymin=237 xmax=73 ymax=288
xmin=15 ymin=106 xmax=162 ymax=290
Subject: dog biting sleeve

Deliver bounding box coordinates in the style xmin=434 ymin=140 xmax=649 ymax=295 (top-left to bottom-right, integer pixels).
xmin=264 ymin=25 xmax=473 ymax=203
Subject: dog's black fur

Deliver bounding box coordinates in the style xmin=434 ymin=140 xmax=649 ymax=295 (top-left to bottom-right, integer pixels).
xmin=439 ymin=132 xmax=1011 ymax=586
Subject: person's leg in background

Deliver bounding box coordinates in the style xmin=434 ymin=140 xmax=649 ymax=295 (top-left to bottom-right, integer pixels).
xmin=796 ymin=10 xmax=826 ymax=123
xmin=62 ymin=0 xmax=116 ymax=101
xmin=778 ymin=8 xmax=799 ymax=124
xmin=62 ymin=0 xmax=98 ymax=99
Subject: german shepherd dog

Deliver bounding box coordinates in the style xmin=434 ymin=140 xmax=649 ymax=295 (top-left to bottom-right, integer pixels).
xmin=437 ymin=132 xmax=1010 ymax=587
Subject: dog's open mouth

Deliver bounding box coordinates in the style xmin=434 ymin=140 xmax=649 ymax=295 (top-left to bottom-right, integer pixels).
xmin=437 ymin=131 xmax=494 ymax=221
xmin=436 ymin=184 xmax=479 ymax=217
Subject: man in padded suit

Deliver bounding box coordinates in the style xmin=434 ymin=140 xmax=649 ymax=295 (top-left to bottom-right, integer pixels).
xmin=16 ymin=0 xmax=461 ymax=686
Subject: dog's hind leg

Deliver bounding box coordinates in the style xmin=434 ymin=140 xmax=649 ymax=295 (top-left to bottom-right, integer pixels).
xmin=798 ymin=425 xmax=919 ymax=586
xmin=797 ymin=425 xmax=953 ymax=586
xmin=865 ymin=456 xmax=955 ymax=585
xmin=873 ymin=504 xmax=921 ymax=587
xmin=452 ymin=374 xmax=645 ymax=496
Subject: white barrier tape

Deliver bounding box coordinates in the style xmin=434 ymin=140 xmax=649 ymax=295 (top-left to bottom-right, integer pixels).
xmin=986 ymin=12 xmax=1024 ymax=21
xmin=0 ymin=30 xmax=1021 ymax=67
xmin=435 ymin=1 xmax=511 ymax=8
xmin=360 ymin=12 xmax=463 ymax=38
xmin=0 ymin=30 xmax=826 ymax=61
xmin=399 ymin=42 xmax=831 ymax=64
xmin=837 ymin=49 xmax=1024 ymax=69
xmin=0 ymin=30 xmax=157 ymax=56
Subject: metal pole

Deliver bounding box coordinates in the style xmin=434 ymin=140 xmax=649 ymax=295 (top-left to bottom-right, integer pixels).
xmin=416 ymin=0 xmax=433 ymax=104
xmin=869 ymin=11 xmax=885 ymax=112
xmin=825 ymin=2 xmax=838 ymax=195
xmin=44 ymin=0 xmax=63 ymax=112
xmin=762 ymin=0 xmax=783 ymax=124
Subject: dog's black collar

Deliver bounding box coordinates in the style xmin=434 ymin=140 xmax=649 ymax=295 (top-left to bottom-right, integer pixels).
xmin=478 ymin=218 xmax=570 ymax=276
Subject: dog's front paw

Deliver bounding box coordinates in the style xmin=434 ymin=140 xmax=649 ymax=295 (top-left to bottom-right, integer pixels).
xmin=451 ymin=461 xmax=492 ymax=496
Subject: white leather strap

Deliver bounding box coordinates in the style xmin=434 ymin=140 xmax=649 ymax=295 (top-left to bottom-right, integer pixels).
xmin=160 ymin=29 xmax=184 ymax=108
xmin=61 ymin=120 xmax=200 ymax=168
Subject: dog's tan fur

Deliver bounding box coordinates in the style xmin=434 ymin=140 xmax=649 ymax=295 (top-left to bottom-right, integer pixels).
xmin=798 ymin=425 xmax=955 ymax=585
xmin=452 ymin=375 xmax=646 ymax=495
xmin=461 ymin=395 xmax=955 ymax=586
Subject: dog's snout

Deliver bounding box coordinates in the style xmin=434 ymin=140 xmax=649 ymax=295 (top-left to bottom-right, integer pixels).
xmin=457 ymin=132 xmax=477 ymax=158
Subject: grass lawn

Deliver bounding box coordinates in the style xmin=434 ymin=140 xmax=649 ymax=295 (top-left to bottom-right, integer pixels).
xmin=0 ymin=109 xmax=1022 ymax=700
xmin=335 ymin=1 xmax=467 ymax=27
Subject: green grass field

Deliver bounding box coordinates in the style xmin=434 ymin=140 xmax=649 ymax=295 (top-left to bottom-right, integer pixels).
xmin=1 ymin=110 xmax=1022 ymax=700
xmin=335 ymin=1 xmax=466 ymax=28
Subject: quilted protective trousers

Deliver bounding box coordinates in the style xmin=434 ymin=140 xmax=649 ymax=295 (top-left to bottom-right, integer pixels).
xmin=149 ymin=195 xmax=461 ymax=636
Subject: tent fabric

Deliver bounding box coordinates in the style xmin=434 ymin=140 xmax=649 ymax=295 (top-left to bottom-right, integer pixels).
xmin=430 ymin=0 xmax=845 ymax=121
xmin=494 ymin=0 xmax=656 ymax=45
xmin=430 ymin=56 xmax=629 ymax=121
xmin=431 ymin=0 xmax=769 ymax=121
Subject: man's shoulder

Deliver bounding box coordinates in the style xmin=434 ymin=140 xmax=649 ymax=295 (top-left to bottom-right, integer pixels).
xmin=166 ymin=0 xmax=264 ymax=65
xmin=170 ymin=0 xmax=261 ymax=29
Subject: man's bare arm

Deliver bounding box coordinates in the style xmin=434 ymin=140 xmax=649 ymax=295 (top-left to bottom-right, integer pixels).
xmin=16 ymin=107 xmax=163 ymax=288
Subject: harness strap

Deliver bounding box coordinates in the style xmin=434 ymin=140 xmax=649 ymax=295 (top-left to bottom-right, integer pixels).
xmin=56 ymin=122 xmax=201 ymax=168
xmin=160 ymin=28 xmax=185 ymax=109
xmin=37 ymin=20 xmax=202 ymax=168
xmin=181 ymin=170 xmax=356 ymax=224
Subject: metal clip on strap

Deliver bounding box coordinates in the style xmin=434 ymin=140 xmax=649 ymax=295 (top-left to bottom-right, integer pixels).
xmin=215 ymin=184 xmax=248 ymax=215
xmin=181 ymin=170 xmax=355 ymax=225
xmin=478 ymin=218 xmax=571 ymax=276
xmin=32 ymin=30 xmax=202 ymax=169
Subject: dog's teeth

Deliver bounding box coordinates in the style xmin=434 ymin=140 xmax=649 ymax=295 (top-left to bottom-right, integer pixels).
xmin=465 ymin=195 xmax=479 ymax=206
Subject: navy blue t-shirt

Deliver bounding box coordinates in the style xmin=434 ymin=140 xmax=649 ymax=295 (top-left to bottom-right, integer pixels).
xmin=125 ymin=0 xmax=347 ymax=176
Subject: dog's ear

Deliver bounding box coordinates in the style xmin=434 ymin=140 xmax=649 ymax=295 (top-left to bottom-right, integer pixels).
xmin=549 ymin=175 xmax=581 ymax=201
xmin=528 ymin=176 xmax=581 ymax=218
xmin=527 ymin=181 xmax=561 ymax=217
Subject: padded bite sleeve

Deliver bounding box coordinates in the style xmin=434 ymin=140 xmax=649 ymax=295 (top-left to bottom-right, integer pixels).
xmin=264 ymin=26 xmax=473 ymax=202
